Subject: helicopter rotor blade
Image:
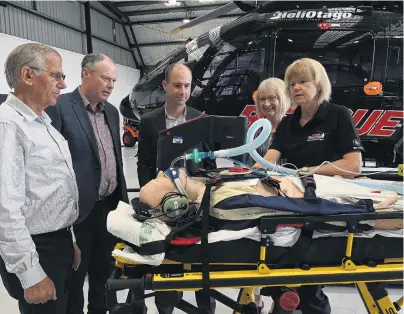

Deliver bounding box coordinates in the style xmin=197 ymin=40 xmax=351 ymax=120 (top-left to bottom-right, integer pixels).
xmin=170 ymin=1 xmax=239 ymax=35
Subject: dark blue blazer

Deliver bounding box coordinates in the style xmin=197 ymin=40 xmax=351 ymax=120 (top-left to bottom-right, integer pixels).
xmin=46 ymin=88 xmax=128 ymax=224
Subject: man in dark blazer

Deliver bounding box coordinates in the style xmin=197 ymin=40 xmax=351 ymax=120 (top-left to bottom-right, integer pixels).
xmin=137 ymin=103 xmax=205 ymax=187
xmin=137 ymin=63 xmax=216 ymax=314
xmin=46 ymin=53 xmax=128 ymax=314
xmin=137 ymin=63 xmax=212 ymax=187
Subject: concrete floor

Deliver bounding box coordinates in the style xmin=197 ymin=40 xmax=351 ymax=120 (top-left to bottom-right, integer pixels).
xmin=1 ymin=282 xmax=403 ymax=314
xmin=1 ymin=146 xmax=402 ymax=313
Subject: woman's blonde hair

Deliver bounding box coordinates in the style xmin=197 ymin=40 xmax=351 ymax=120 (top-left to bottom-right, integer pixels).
xmin=255 ymin=77 xmax=290 ymax=124
xmin=284 ymin=58 xmax=332 ymax=104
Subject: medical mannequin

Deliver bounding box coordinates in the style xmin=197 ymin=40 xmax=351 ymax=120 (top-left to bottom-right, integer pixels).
xmin=139 ymin=168 xmax=402 ymax=230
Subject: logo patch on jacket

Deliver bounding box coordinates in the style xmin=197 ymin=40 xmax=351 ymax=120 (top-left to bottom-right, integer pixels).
xmin=353 ymin=139 xmax=363 ymax=150
xmin=307 ymin=132 xmax=326 ymax=142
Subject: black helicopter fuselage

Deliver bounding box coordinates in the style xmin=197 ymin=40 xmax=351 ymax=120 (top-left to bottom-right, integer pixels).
xmin=122 ymin=4 xmax=403 ymax=167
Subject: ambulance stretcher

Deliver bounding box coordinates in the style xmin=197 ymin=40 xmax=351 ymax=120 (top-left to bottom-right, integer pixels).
xmin=105 ymin=172 xmax=403 ymax=314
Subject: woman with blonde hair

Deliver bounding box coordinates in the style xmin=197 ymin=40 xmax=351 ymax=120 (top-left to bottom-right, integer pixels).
xmin=255 ymin=58 xmax=365 ymax=313
xmin=256 ymin=57 xmax=363 ymax=178
xmin=248 ymin=77 xmax=290 ymax=312
xmin=246 ymin=77 xmax=290 ymax=167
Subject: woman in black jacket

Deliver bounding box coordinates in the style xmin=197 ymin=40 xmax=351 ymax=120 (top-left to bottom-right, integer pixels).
xmin=257 ymin=58 xmax=363 ymax=179
xmin=256 ymin=58 xmax=364 ymax=314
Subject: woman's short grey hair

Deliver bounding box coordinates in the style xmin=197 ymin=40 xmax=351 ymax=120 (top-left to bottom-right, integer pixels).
xmin=5 ymin=43 xmax=60 ymax=89
xmin=81 ymin=53 xmax=115 ymax=77
xmin=255 ymin=77 xmax=291 ymax=124
xmin=284 ymin=58 xmax=332 ymax=104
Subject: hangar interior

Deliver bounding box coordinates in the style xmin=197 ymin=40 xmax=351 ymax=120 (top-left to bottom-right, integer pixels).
xmin=0 ymin=1 xmax=402 ymax=314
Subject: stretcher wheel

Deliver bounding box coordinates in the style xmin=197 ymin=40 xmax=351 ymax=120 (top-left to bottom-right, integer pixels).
xmin=300 ymin=263 xmax=310 ymax=270
xmin=279 ymin=291 xmax=300 ymax=311
xmin=234 ymin=287 xmax=256 ymax=314
xmin=246 ymin=302 xmax=260 ymax=314
xmin=367 ymin=260 xmax=377 ymax=267
xmin=109 ymin=304 xmax=133 ymax=314
xmin=237 ymin=302 xmax=259 ymax=314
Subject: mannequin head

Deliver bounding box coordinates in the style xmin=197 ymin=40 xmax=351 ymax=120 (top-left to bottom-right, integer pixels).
xmin=139 ymin=168 xmax=206 ymax=207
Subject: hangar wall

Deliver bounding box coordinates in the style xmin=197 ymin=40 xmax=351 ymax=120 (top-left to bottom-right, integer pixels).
xmin=0 ymin=1 xmax=135 ymax=68
xmin=0 ymin=33 xmax=140 ymax=137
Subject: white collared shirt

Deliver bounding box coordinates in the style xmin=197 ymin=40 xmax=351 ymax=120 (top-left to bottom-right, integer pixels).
xmin=164 ymin=104 xmax=187 ymax=129
xmin=0 ymin=94 xmax=79 ymax=288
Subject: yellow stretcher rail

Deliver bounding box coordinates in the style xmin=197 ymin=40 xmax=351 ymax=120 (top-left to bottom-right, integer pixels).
xmin=108 ymin=210 xmax=404 ymax=314
xmin=151 ymin=264 xmax=403 ymax=288
xmin=398 ymin=164 xmax=403 ymax=176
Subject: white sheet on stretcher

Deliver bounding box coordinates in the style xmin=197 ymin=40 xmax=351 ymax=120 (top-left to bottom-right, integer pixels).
xmin=279 ymin=175 xmax=403 ymax=209
xmin=107 ymin=202 xmax=403 ymax=266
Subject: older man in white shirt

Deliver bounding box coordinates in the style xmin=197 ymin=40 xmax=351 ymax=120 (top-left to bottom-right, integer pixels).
xmin=0 ymin=43 xmax=79 ymax=314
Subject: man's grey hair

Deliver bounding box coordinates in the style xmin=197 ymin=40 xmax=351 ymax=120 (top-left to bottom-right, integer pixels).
xmin=5 ymin=43 xmax=60 ymax=89
xmin=81 ymin=53 xmax=115 ymax=77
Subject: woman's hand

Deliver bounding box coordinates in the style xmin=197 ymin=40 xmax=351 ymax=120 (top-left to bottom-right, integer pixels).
xmin=252 ymin=149 xmax=282 ymax=170
xmin=308 ymin=152 xmax=362 ymax=178
xmin=252 ymin=163 xmax=264 ymax=169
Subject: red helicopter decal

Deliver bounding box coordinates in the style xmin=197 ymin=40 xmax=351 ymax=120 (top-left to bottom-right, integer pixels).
xmin=240 ymin=105 xmax=404 ymax=137
xmin=349 ymin=109 xmax=404 ymax=137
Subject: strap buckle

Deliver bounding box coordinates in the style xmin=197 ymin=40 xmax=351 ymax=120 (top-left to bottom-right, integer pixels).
xmin=304 ymin=174 xmax=316 ymax=190
xmin=300 ymin=174 xmax=317 ymax=198
xmin=262 ymin=176 xmax=281 ymax=190
xmin=206 ymin=172 xmax=222 ymax=185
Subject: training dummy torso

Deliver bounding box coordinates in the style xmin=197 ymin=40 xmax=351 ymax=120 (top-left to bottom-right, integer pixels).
xmin=139 ymin=169 xmax=402 ymax=230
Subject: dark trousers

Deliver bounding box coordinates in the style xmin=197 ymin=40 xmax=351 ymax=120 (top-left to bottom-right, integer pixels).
xmin=155 ymin=290 xmax=216 ymax=314
xmin=0 ymin=228 xmax=73 ymax=314
xmin=67 ymin=199 xmax=117 ymax=314
xmin=264 ymin=286 xmax=331 ymax=314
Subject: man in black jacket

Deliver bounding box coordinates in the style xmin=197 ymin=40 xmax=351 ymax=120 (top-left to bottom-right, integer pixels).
xmin=137 ymin=63 xmax=208 ymax=187
xmin=46 ymin=53 xmax=128 ymax=314
xmin=137 ymin=63 xmax=216 ymax=314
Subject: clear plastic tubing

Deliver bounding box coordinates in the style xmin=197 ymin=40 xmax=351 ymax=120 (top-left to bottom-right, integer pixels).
xmin=214 ymin=118 xmax=297 ymax=176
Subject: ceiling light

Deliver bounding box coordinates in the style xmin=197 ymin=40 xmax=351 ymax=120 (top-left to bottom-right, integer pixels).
xmin=288 ymin=39 xmax=293 ymax=42
xmin=199 ymin=0 xmax=216 ymax=3
xmin=183 ymin=18 xmax=190 ymax=23
xmin=165 ymin=0 xmax=181 ymax=7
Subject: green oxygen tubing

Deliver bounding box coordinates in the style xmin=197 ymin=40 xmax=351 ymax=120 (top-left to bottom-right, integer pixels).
xmin=178 ymin=118 xmax=298 ymax=176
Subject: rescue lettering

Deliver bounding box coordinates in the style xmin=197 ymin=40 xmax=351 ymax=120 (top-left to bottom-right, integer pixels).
xmin=240 ymin=105 xmax=404 ymax=137
xmin=369 ymin=110 xmax=404 ymax=137
xmin=348 ymin=109 xmax=404 ymax=137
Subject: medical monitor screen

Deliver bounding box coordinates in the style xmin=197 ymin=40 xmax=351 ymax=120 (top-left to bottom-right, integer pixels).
xmin=157 ymin=115 xmax=248 ymax=174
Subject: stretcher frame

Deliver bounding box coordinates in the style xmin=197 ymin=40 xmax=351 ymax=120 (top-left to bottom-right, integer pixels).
xmin=106 ymin=210 xmax=403 ymax=314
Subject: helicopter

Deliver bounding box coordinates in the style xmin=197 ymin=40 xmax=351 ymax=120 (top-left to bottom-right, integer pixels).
xmin=120 ymin=1 xmax=403 ymax=169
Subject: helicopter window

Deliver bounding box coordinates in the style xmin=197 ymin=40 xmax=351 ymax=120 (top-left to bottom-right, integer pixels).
xmin=384 ymin=37 xmax=403 ymax=96
xmin=273 ymin=29 xmax=374 ymax=87
xmin=196 ymin=38 xmax=265 ymax=97
xmin=178 ymin=45 xmax=209 ymax=64
xmin=190 ymin=34 xmax=266 ymax=115
xmin=201 ymin=43 xmax=236 ymax=80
